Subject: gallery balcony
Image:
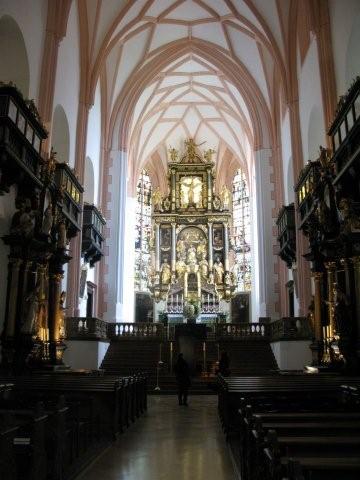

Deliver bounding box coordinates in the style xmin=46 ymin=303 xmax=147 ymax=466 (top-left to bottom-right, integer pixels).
xmin=81 ymin=203 xmax=106 ymax=266
xmin=0 ymin=83 xmax=47 ymax=193
xmin=276 ymin=203 xmax=296 ymax=268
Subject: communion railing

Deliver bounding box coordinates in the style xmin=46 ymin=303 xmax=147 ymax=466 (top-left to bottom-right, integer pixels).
xmin=65 ymin=318 xmax=312 ymax=342
xmin=107 ymin=322 xmax=165 ymax=339
xmin=66 ymin=317 xmax=108 ymax=340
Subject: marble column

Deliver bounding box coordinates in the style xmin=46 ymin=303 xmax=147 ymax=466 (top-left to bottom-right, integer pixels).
xmin=171 ymin=169 xmax=176 ymax=210
xmin=325 ymin=261 xmax=337 ymax=338
xmin=207 ymin=168 xmax=212 ymax=210
xmin=171 ymin=223 xmax=176 ymax=272
xmin=208 ymin=223 xmax=213 ymax=270
xmin=48 ymin=272 xmax=63 ymax=364
xmin=351 ymin=256 xmax=360 ymax=356
xmin=155 ymin=223 xmax=160 ymax=272
xmin=5 ymin=258 xmax=23 ymax=337
xmin=223 ymin=223 xmax=229 ymax=271
xmin=313 ymin=272 xmax=323 ymax=342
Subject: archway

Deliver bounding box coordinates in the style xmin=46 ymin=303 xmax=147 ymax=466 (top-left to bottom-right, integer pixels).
xmin=0 ymin=15 xmax=30 ymax=97
xmin=52 ymin=104 xmax=70 ymax=164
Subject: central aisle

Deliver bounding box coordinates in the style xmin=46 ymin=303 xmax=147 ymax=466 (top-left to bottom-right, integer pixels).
xmin=77 ymin=395 xmax=235 ymax=480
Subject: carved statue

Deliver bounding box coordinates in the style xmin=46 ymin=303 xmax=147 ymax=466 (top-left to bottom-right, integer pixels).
xmin=176 ymin=254 xmax=187 ymax=279
xmin=41 ymin=202 xmax=53 ymax=236
xmin=21 ymin=283 xmax=40 ymax=334
xmin=152 ymin=187 xmax=163 ymax=212
xmin=57 ymin=221 xmax=67 ymax=249
xmin=59 ymin=291 xmax=66 ymax=339
xmin=168 ymin=147 xmax=178 ymax=162
xmin=220 ymin=185 xmax=231 ymax=210
xmin=186 ymin=245 xmax=197 ymax=266
xmin=196 ymin=238 xmax=207 ymax=258
xmin=204 ymin=148 xmax=215 ymax=162
xmin=11 ymin=197 xmax=35 ymax=238
xmin=185 ymin=138 xmax=198 ymax=163
xmin=176 ymin=238 xmax=186 ymax=257
xmin=338 ymin=198 xmax=360 ymax=234
xmin=160 ymin=258 xmax=171 ymax=284
xmin=213 ymin=257 xmax=224 ymax=284
xmin=199 ymin=257 xmax=209 ymax=280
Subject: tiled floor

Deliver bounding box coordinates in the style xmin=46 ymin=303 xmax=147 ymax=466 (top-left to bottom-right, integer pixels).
xmin=76 ymin=395 xmax=235 ymax=480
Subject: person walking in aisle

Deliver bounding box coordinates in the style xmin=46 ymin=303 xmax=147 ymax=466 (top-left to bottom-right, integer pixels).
xmin=174 ymin=353 xmax=191 ymax=406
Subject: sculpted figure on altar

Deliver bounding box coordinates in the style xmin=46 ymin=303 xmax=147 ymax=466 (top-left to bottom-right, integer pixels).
xmin=220 ymin=185 xmax=231 ymax=210
xmin=176 ymin=254 xmax=187 ymax=279
xmin=186 ymin=245 xmax=198 ymax=270
xmin=152 ymin=187 xmax=163 ymax=212
xmin=160 ymin=258 xmax=171 ymax=284
xmin=197 ymin=238 xmax=207 ymax=258
xmin=214 ymin=256 xmax=224 ymax=284
xmin=199 ymin=252 xmax=209 ymax=280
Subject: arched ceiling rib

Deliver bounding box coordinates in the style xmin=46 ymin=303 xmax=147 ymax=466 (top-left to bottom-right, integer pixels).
xmin=78 ymin=0 xmax=290 ymax=187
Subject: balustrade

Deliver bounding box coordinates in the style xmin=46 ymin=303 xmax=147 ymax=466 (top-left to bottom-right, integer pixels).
xmin=66 ymin=317 xmax=108 ymax=340
xmin=108 ymin=322 xmax=165 ymax=340
xmin=216 ymin=323 xmax=269 ymax=339
xmin=269 ymin=317 xmax=312 ymax=341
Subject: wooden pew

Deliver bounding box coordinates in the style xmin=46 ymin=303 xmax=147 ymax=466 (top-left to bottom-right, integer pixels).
xmin=264 ymin=430 xmax=360 ymax=480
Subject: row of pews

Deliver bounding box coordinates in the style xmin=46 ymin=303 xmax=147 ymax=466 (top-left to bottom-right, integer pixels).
xmin=218 ymin=375 xmax=360 ymax=480
xmin=0 ymin=373 xmax=147 ymax=480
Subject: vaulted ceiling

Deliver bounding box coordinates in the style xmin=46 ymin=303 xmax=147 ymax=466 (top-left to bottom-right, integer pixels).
xmin=79 ymin=0 xmax=292 ymax=188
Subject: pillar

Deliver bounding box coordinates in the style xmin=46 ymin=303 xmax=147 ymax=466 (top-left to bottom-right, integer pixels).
xmin=208 ymin=222 xmax=213 ymax=270
xmin=155 ymin=223 xmax=160 ymax=273
xmin=223 ymin=222 xmax=229 ymax=271
xmin=5 ymin=258 xmax=22 ymax=337
xmin=171 ymin=223 xmax=176 ymax=272
xmin=325 ymin=261 xmax=337 ymax=338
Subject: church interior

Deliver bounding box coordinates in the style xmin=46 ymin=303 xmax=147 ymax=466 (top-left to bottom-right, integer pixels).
xmin=0 ymin=1 xmax=360 ymax=479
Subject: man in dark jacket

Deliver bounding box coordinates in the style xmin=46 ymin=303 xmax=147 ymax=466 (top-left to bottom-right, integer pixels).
xmin=174 ymin=353 xmax=191 ymax=405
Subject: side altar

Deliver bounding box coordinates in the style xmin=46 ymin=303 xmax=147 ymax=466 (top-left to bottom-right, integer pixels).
xmin=148 ymin=139 xmax=236 ymax=322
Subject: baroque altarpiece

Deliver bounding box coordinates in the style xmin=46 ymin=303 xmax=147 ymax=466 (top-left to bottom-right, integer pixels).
xmin=148 ymin=139 xmax=236 ymax=321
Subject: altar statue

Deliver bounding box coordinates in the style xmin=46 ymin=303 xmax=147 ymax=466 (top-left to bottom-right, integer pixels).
xmin=152 ymin=187 xmax=163 ymax=212
xmin=176 ymin=238 xmax=186 ymax=257
xmin=176 ymin=254 xmax=187 ymax=279
xmin=213 ymin=257 xmax=224 ymax=284
xmin=196 ymin=238 xmax=207 ymax=258
xmin=160 ymin=258 xmax=171 ymax=284
xmin=187 ymin=245 xmax=197 ymax=266
xmin=199 ymin=256 xmax=209 ymax=280
xmin=220 ymin=185 xmax=231 ymax=210
xmin=21 ymin=284 xmax=40 ymax=334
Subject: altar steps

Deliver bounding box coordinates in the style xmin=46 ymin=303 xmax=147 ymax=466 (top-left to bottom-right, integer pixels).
xmin=100 ymin=338 xmax=278 ymax=390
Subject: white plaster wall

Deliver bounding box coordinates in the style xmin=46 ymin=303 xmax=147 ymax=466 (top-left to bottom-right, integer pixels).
xmin=280 ymin=110 xmax=295 ymax=205
xmin=103 ymin=150 xmax=125 ymax=322
xmin=271 ymin=340 xmax=312 ymax=370
xmin=0 ymin=0 xmax=47 ymax=102
xmin=298 ymin=38 xmax=326 ymax=163
xmin=122 ymin=196 xmax=136 ymax=323
xmin=85 ymin=82 xmax=101 ymax=205
xmin=52 ymin=0 xmax=80 ymax=168
xmin=254 ymin=149 xmax=278 ymax=319
xmin=63 ymin=340 xmax=110 ymax=370
xmin=0 ymin=187 xmax=17 ymax=336
xmin=329 ymin=0 xmax=360 ymax=96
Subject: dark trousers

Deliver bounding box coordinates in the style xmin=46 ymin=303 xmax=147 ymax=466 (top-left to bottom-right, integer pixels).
xmin=178 ymin=386 xmax=188 ymax=405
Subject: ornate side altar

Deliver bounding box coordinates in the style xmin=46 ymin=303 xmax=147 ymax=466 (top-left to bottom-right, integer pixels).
xmin=149 ymin=139 xmax=236 ymax=321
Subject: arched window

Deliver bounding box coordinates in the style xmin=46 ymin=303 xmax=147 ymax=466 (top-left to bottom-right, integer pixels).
xmin=231 ymin=169 xmax=251 ymax=291
xmin=134 ymin=170 xmax=152 ymax=291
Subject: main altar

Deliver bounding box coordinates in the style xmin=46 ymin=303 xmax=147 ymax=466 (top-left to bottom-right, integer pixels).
xmin=149 ymin=139 xmax=236 ymax=322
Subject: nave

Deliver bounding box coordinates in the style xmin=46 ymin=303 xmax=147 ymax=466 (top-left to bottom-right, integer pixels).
xmin=76 ymin=396 xmax=235 ymax=480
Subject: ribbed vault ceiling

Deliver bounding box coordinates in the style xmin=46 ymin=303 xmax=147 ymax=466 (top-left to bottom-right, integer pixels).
xmin=80 ymin=0 xmax=290 ymax=186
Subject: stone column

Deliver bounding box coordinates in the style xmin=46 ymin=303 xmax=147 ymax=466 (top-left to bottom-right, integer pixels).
xmin=223 ymin=222 xmax=229 ymax=271
xmin=207 ymin=168 xmax=212 ymax=210
xmin=208 ymin=223 xmax=213 ymax=270
xmin=351 ymin=256 xmax=360 ymax=357
xmin=155 ymin=223 xmax=160 ymax=273
xmin=48 ymin=272 xmax=63 ymax=364
xmin=5 ymin=258 xmax=23 ymax=337
xmin=171 ymin=169 xmax=176 ymax=210
xmin=171 ymin=223 xmax=176 ymax=272
xmin=325 ymin=261 xmax=337 ymax=338
xmin=313 ymin=272 xmax=323 ymax=342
